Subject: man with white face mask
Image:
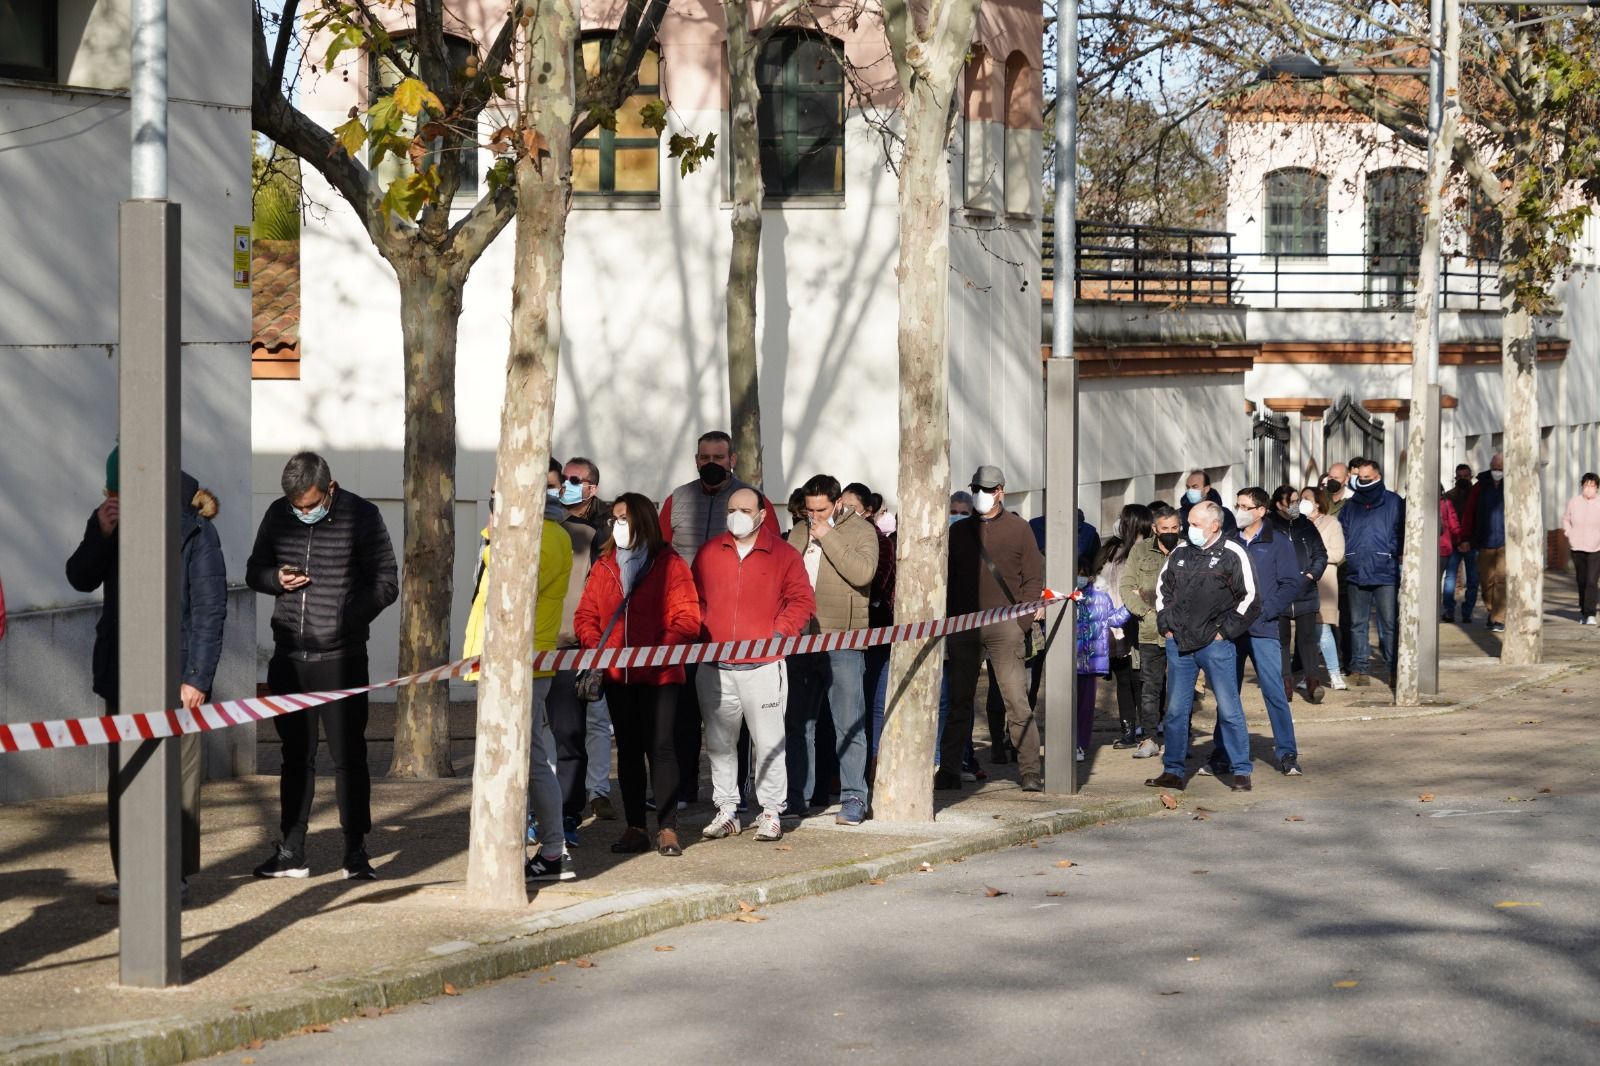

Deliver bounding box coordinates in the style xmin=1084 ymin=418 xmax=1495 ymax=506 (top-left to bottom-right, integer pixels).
xmin=943 ymin=466 xmax=1046 ymax=791
xmin=691 ymin=489 xmax=816 ymax=842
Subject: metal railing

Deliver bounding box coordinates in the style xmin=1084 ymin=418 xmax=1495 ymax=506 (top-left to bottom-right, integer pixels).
xmin=1231 ymin=251 xmax=1500 ymax=311
xmin=1044 ymin=219 xmax=1238 ymax=304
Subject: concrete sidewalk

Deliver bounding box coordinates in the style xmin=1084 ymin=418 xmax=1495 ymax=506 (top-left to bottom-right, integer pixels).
xmin=1 ymin=574 xmax=1594 ymax=1065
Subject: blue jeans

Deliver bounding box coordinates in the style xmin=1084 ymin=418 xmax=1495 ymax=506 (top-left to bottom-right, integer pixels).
xmin=1347 ymin=583 xmax=1397 ymax=677
xmin=865 ymin=645 xmax=891 ymax=757
xmin=1163 ymin=638 xmax=1251 ymax=778
xmin=784 ymin=649 xmax=869 ymax=810
xmin=1232 ymin=634 xmax=1297 ymax=761
xmin=1318 ymin=624 xmax=1345 ymax=686
xmin=1442 ymin=549 xmax=1478 ymax=618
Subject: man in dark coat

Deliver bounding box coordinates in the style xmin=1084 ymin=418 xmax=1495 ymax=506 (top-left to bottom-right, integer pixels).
xmin=67 ymin=448 xmax=227 ymax=901
xmin=246 ymin=452 xmax=397 ymax=880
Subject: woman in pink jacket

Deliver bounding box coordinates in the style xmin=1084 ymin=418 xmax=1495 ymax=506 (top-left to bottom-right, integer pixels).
xmin=1562 ymin=472 xmax=1600 ymax=625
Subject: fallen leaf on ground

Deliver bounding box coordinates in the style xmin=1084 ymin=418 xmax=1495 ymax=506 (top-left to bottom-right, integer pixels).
xmin=442 ymin=983 xmax=460 ymax=997
xmin=247 ymin=1039 xmax=263 ymax=1050
xmin=1158 ymin=990 xmax=1183 ymax=996
xmin=1186 ymin=956 xmax=1201 ymax=962
xmin=1538 ymin=787 xmax=1552 ymax=794
xmin=984 ymin=886 xmax=1009 ymax=897
xmin=1520 ymin=720 xmax=1542 ymax=725
xmin=1191 ymin=869 xmax=1209 ymax=875
xmin=539 ymin=975 xmax=557 ymax=984
xmin=304 ymin=1024 xmax=332 ymax=1033
xmin=1029 ymin=841 xmax=1040 ymax=849
xmin=1193 ymin=811 xmax=1210 ymax=821
xmin=1419 ymin=793 xmax=1435 ymax=802
xmin=1333 ymin=980 xmax=1359 ymax=989
xmin=1045 ymin=891 xmax=1068 ymax=897
xmin=1285 ymin=815 xmax=1306 ymax=822
xmin=358 ymin=1007 xmax=382 ymax=1019
xmin=654 ymin=945 xmax=675 ymax=952
xmin=1055 ymin=860 xmax=1075 ymax=868
xmin=918 ymin=862 xmax=934 ymax=873
xmin=1494 ymin=901 xmax=1542 ymax=909
xmin=242 ymin=1059 xmax=255 ymax=1065
xmin=733 ymin=913 xmax=766 ymax=923
xmin=737 ymin=899 xmax=758 ymax=913
xmin=288 ymin=964 xmax=319 ymax=975
xmin=575 ymin=959 xmax=595 ymax=969
xmin=868 ymin=878 xmax=886 ymax=885
xmin=774 ymin=845 xmax=793 ymax=851
xmin=1160 ymin=793 xmax=1179 ymax=810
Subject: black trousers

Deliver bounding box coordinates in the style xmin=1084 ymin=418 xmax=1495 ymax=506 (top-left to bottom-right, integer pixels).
xmin=610 ymin=681 xmax=680 ymax=831
xmin=269 ymin=652 xmax=371 ymax=854
xmin=1110 ymin=653 xmax=1140 ymax=734
xmin=547 ymin=670 xmax=589 ymax=820
xmin=1574 ymin=549 xmax=1600 ymax=618
xmin=1280 ymin=611 xmax=1327 ymax=688
xmin=673 ymin=665 xmax=704 ymax=803
xmin=1135 ymin=642 xmax=1167 ymax=735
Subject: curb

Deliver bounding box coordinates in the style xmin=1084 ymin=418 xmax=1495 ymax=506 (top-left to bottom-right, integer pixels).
xmin=3 ymin=796 xmax=1168 ymax=1066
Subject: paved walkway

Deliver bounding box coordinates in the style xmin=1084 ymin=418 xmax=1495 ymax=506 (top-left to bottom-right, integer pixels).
xmin=0 ymin=573 xmax=1593 ymax=1063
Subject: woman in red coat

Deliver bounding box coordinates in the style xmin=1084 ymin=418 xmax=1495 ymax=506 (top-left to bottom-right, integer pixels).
xmin=575 ymin=492 xmax=701 ymax=856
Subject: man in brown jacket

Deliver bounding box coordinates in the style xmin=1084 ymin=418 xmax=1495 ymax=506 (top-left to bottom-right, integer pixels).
xmin=784 ymin=474 xmax=880 ymax=825
xmin=941 ymin=465 xmax=1046 ymax=792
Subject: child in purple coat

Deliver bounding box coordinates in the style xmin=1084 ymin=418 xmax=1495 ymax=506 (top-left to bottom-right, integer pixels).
xmin=1075 ymin=551 xmax=1131 ymax=761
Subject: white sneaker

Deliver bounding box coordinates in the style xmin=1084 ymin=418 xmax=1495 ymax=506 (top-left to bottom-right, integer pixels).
xmin=1132 ymin=738 xmax=1161 ymax=759
xmin=753 ymin=810 xmax=783 ymax=841
xmin=1330 ymin=678 xmax=1348 ymax=691
xmin=702 ymin=808 xmax=741 ymax=839
xmin=1584 ymin=615 xmax=1597 ymax=626
xmin=1075 ymin=746 xmax=1085 ymax=763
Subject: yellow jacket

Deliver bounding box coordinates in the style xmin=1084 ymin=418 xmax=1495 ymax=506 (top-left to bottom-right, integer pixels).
xmin=463 ymin=519 xmax=574 ymax=680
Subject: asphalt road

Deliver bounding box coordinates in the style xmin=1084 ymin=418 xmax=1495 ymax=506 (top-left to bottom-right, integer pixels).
xmin=234 ymin=794 xmax=1600 ymax=1066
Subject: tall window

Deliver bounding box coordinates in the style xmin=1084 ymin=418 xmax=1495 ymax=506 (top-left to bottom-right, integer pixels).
xmin=757 ymin=32 xmax=844 ymax=198
xmin=1263 ymin=168 xmax=1328 ymax=257
xmin=574 ymin=36 xmax=661 ymax=197
xmin=0 ymin=0 xmax=57 ymax=82
xmin=1365 ymin=167 xmax=1423 ymax=306
xmin=369 ymin=34 xmax=478 ymax=199
xmin=1002 ymin=51 xmax=1037 ymax=218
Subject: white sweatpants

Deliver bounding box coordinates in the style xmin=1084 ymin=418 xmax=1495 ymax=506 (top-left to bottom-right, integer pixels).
xmin=696 ymin=661 xmax=787 ymax=814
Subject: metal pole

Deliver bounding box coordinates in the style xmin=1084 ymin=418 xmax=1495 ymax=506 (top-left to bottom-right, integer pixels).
xmin=1043 ymin=0 xmax=1079 ymax=794
xmin=119 ymin=0 xmax=182 ymax=987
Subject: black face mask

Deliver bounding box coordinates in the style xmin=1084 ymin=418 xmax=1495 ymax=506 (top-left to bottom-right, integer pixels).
xmin=1322 ymin=477 xmax=1341 ymax=496
xmin=1157 ymin=531 xmax=1183 ymax=553
xmin=698 ymin=462 xmax=730 ymax=488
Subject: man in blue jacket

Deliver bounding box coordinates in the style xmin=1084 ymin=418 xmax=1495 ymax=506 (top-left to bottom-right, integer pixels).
xmin=1467 ymin=455 xmax=1507 ymax=632
xmin=1216 ymin=487 xmax=1308 ymax=777
xmin=1338 ymin=458 xmax=1407 ymax=685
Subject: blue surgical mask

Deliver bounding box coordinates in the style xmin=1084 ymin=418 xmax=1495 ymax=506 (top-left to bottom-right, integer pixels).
xmin=295 ymin=499 xmax=330 ymax=525
xmin=1187 ymin=526 xmax=1207 ymax=547
xmin=556 ymin=481 xmax=584 ymax=506
xmin=1185 ymin=488 xmax=1203 ymax=505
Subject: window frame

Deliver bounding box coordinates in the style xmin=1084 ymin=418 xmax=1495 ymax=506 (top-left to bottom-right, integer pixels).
xmin=756 ymin=30 xmax=846 ymax=201
xmin=1262 ymin=167 xmax=1328 ymax=259
xmin=1364 ymin=166 xmax=1424 ymax=308
xmin=573 ymin=33 xmax=662 ymax=200
xmin=0 ymin=0 xmax=60 ymax=83
xmin=367 ymin=32 xmax=479 ymax=202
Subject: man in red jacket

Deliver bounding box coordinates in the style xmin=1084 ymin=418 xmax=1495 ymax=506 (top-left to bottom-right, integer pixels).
xmin=691 ymin=488 xmax=816 ymax=843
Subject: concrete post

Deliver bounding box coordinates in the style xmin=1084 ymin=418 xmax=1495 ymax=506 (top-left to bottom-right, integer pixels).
xmin=117 ymin=199 xmax=183 ymax=987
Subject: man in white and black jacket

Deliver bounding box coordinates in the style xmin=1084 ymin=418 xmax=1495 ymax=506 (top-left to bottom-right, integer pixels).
xmin=246 ymin=452 xmax=398 ymax=880
xmin=1145 ymin=500 xmax=1260 ymax=793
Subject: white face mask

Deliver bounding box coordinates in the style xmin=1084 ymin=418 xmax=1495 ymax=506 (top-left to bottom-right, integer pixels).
xmin=972 ymin=490 xmax=997 ymax=515
xmin=612 ymin=519 xmax=632 ymax=550
xmin=1187 ymin=526 xmax=1208 ymax=547
xmin=1234 ymin=507 xmax=1255 ymax=529
xmin=1297 ymin=499 xmax=1315 ymax=517
xmin=1185 ymin=488 xmax=1203 ymax=505
xmin=727 ymin=511 xmax=757 ymax=539
xmin=1490 ymin=469 xmax=1505 ymax=482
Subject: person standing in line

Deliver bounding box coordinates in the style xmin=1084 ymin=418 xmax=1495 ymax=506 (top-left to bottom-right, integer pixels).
xmin=1322 ymin=463 xmax=1352 ymax=517
xmin=69 ymin=449 xmax=227 ymax=902
xmin=247 ymin=452 xmax=398 ymax=880
xmin=659 ymin=431 xmax=779 ymax=809
xmin=1466 ymin=454 xmax=1509 ymax=633
xmin=1269 ymin=484 xmax=1329 ymax=705
xmin=1120 ymin=505 xmax=1182 ymax=758
xmin=575 ymin=493 xmax=701 ymax=857
xmin=1144 ymin=501 xmax=1260 ymax=792
xmin=1099 ymin=505 xmax=1152 ymax=750
xmin=1442 ymin=463 xmax=1478 ymax=623
xmin=1178 ymin=470 xmax=1238 ymax=538
xmin=461 ymin=488 xmax=576 ymax=882
xmin=1074 ymin=549 xmax=1131 ymax=763
xmin=1563 ymin=472 xmax=1600 ymax=625
xmin=785 ymin=474 xmax=878 ymax=825
xmin=1300 ymin=485 xmax=1348 ymax=690
xmin=842 ymin=483 xmax=896 ymax=769
xmin=1338 ymin=457 xmax=1406 ymax=681
xmin=941 ymin=466 xmax=1045 ymax=793
xmin=692 ymin=488 xmax=815 ymax=843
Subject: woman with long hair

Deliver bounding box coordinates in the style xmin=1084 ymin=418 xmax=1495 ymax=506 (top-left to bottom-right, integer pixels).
xmin=1299 ymin=484 xmax=1348 ymax=690
xmin=1099 ymin=504 xmax=1152 ymax=749
xmin=574 ymin=493 xmax=702 ymax=856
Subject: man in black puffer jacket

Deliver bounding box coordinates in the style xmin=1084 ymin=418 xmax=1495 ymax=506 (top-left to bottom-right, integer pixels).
xmin=67 ymin=450 xmax=227 ymax=901
xmin=247 ymin=452 xmax=397 ymax=880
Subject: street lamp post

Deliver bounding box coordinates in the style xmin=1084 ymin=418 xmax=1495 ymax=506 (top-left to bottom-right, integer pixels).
xmin=1043 ymin=0 xmax=1080 ymax=794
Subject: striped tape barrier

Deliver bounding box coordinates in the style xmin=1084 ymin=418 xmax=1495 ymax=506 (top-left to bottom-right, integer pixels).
xmin=0 ymin=590 xmax=1071 ymax=754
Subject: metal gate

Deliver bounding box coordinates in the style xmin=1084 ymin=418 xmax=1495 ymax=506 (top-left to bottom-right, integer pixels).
xmin=1251 ymin=413 xmax=1291 ymax=490
xmin=1323 ymin=396 xmax=1385 ymax=472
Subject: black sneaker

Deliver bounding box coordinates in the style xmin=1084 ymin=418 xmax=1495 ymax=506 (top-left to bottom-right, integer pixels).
xmin=342 ymin=849 xmax=378 ymax=880
xmin=525 ymin=851 xmax=575 ymax=882
xmin=1279 ymin=755 xmax=1303 ymax=777
xmin=1111 ymin=731 xmax=1140 ymax=750
xmin=254 ymin=845 xmax=309 ymax=879
xmin=933 ymin=768 xmax=964 ymax=791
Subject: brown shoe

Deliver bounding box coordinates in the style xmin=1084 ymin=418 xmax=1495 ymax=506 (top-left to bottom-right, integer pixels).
xmin=610 ymin=827 xmax=651 ymax=854
xmin=1348 ymin=673 xmax=1370 ymax=687
xmin=1144 ymin=772 xmax=1186 ymax=790
xmin=656 ymin=828 xmax=683 ymax=856
xmin=1230 ymin=774 xmax=1253 ymax=792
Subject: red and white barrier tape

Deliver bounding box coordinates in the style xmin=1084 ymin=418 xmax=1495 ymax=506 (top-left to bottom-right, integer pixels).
xmin=0 ymin=591 xmax=1070 ymax=754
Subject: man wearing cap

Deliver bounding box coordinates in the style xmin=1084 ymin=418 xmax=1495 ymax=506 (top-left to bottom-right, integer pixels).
xmin=942 ymin=465 xmax=1046 ymax=792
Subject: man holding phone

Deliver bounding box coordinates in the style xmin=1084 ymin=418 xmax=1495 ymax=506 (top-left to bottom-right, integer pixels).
xmin=246 ymin=452 xmax=398 ymax=880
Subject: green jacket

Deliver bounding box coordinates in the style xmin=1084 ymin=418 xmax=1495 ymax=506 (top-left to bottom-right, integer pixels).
xmin=1118 ymin=536 xmax=1169 ymax=645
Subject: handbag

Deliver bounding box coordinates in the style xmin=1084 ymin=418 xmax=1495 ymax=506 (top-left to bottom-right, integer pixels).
xmin=574 ymin=557 xmax=649 ymax=701
xmin=973 ymin=534 xmax=1043 ymax=660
